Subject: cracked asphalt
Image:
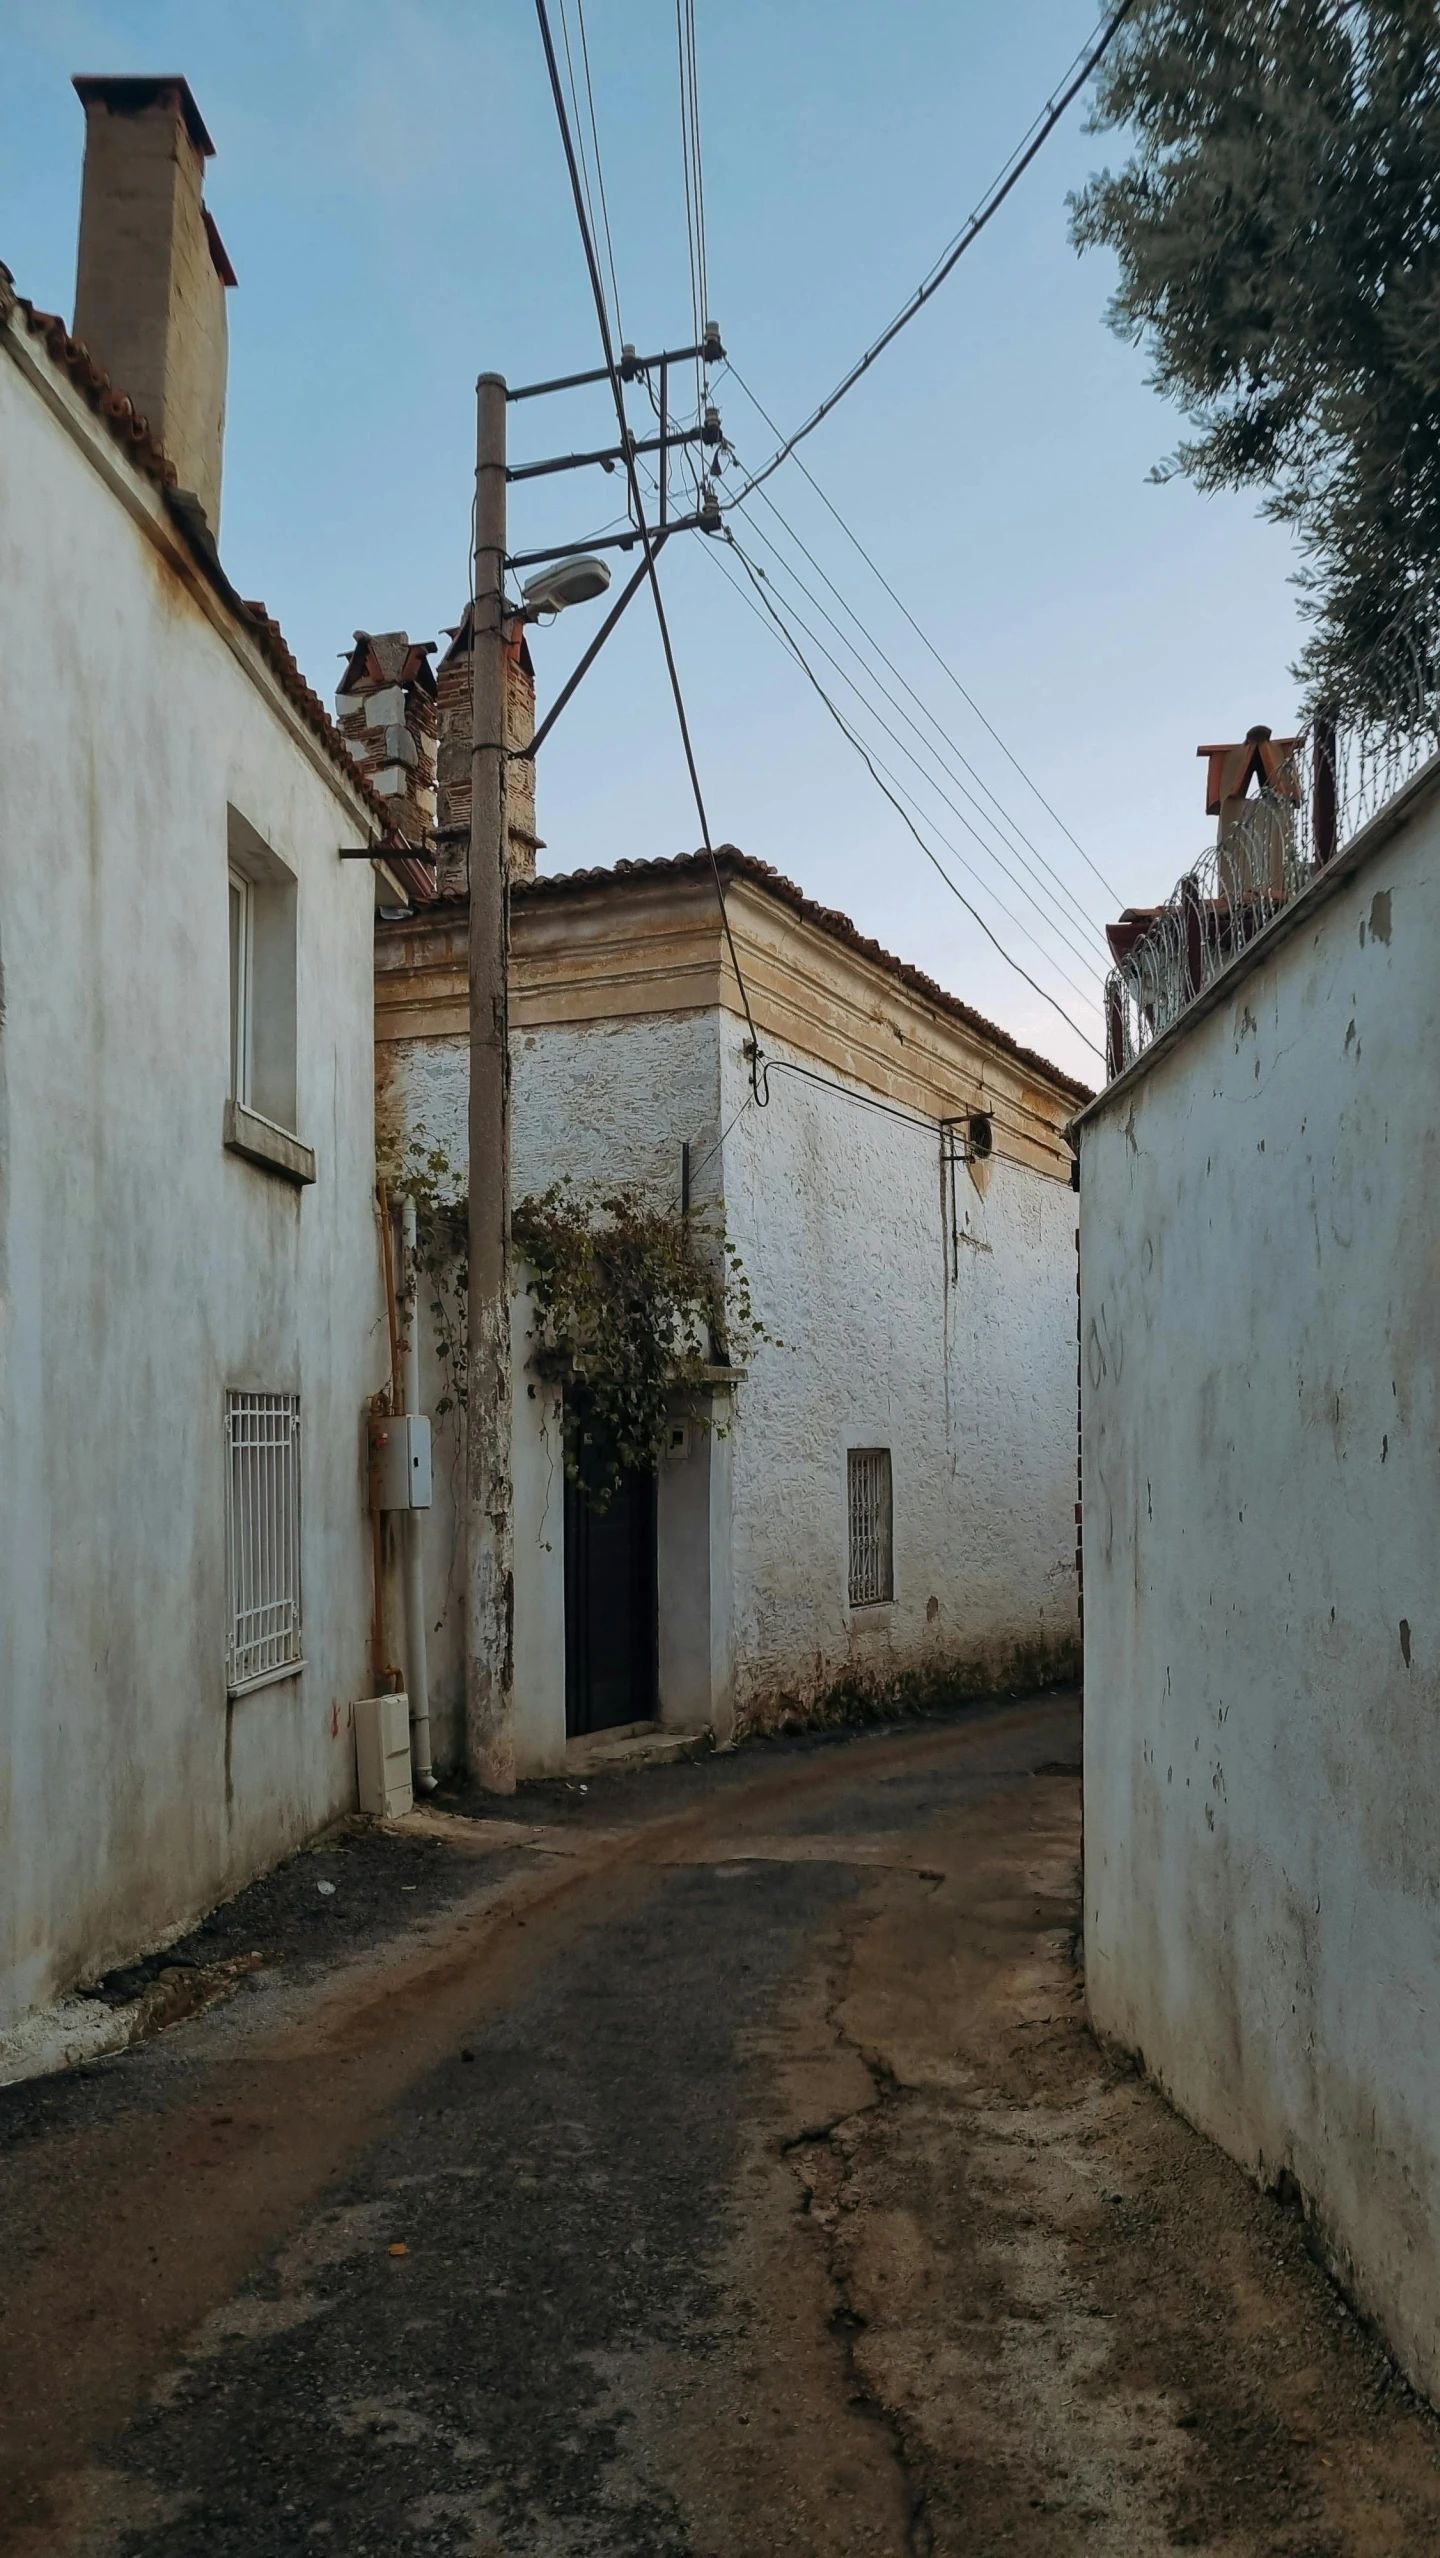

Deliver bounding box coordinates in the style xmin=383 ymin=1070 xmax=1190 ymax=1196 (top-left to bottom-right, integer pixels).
xmin=4 ymin=1694 xmax=1440 ymax=2556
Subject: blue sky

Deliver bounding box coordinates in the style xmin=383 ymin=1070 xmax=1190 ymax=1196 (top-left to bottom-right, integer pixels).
xmin=1 ymin=2 xmax=1308 ymax=1082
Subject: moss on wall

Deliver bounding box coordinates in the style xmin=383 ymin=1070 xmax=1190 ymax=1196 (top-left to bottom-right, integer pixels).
xmin=734 ymin=1632 xmax=1082 ymax=1742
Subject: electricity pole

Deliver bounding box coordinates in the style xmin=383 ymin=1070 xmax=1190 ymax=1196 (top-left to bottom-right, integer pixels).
xmin=466 ymin=371 xmax=514 ymax=1792
xmin=460 ymin=340 xmax=724 ymax=1792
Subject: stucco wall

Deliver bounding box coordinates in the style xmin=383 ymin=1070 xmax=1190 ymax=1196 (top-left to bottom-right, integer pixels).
xmin=0 ymin=348 xmax=386 ymax=2028
xmin=379 ymin=998 xmax=1078 ymax=1764
xmin=719 ymin=1023 xmax=1079 ymax=1728
xmin=377 ymin=1010 xmax=723 ymax=1768
xmin=1078 ymin=778 xmax=1440 ymax=2398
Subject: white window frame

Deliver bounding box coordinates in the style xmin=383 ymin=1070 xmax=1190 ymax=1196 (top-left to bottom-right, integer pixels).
xmin=847 ymin=1447 xmax=894 ymax=1608
xmin=225 ymin=1390 xmax=304 ymax=1693
xmin=228 ymin=865 xmax=254 ymax=1107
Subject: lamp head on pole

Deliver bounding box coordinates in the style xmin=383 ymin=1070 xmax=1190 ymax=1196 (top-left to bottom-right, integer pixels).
xmin=519 ymin=555 xmax=613 ymax=619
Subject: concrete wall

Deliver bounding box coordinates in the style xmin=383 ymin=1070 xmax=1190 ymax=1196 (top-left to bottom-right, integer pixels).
xmin=1078 ymin=772 xmax=1440 ymax=2398
xmin=0 ymin=340 xmax=385 ymax=2029
xmin=720 ymin=1022 xmax=1080 ymax=1730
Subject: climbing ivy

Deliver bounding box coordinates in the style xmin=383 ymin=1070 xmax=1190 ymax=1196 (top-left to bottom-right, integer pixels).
xmin=378 ymin=1136 xmax=773 ymax=1510
xmin=380 ymin=1129 xmax=470 ymax=1419
xmin=515 ymin=1183 xmax=772 ymax=1512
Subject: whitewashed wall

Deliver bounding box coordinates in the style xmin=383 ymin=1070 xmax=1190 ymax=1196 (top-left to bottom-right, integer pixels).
xmin=378 ymin=1010 xmax=722 ymax=1768
xmin=382 ymin=1000 xmax=1078 ymax=1764
xmin=719 ymin=1022 xmax=1079 ymax=1727
xmin=1078 ymin=770 xmax=1440 ymax=2399
xmin=0 ymin=347 xmax=386 ymax=2029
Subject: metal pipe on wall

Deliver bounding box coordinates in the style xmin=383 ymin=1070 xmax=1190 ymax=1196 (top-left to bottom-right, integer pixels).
xmin=399 ymin=1194 xmax=437 ymax=1792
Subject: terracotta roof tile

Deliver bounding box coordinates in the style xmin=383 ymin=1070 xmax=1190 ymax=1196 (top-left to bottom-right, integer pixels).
xmin=239 ymin=601 xmax=389 ymax=825
xmin=513 ymin=848 xmax=1093 ymax=1105
xmin=5 ymin=278 xmax=177 ymax=490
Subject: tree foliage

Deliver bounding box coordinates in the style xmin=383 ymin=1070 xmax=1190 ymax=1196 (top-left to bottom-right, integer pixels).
xmin=1071 ymin=0 xmax=1440 ymax=724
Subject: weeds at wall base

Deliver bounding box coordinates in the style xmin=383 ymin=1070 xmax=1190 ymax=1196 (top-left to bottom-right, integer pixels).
xmin=734 ymin=1636 xmax=1083 ymax=1743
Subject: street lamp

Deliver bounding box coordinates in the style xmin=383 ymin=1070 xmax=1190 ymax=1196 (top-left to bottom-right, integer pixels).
xmin=520 ymin=555 xmax=613 ymax=619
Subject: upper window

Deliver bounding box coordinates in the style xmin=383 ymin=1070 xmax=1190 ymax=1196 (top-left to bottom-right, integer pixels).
xmin=848 ymin=1448 xmax=894 ymax=1607
xmin=226 ymin=809 xmax=298 ymax=1135
xmin=228 ymin=866 xmax=253 ymax=1105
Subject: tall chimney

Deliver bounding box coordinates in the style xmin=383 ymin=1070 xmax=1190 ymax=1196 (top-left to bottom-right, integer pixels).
xmin=335 ymin=632 xmax=439 ymax=847
xmin=72 ymin=76 xmax=235 ymax=534
xmin=433 ymin=612 xmax=542 ymax=896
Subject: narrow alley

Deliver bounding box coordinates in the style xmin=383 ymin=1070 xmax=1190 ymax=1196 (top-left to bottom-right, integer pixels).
xmin=3 ymin=1700 xmax=1436 ymax=2558
xmin=8 ymin=14 xmax=1440 ymax=2555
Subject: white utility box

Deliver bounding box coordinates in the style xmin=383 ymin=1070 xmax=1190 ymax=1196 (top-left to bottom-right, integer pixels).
xmin=354 ymin=1691 xmax=414 ymax=1819
xmin=368 ymin=1411 xmax=433 ymax=1510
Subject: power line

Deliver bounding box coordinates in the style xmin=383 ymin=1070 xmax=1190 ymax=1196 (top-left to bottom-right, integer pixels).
xmin=719 ymin=540 xmax=1103 ymax=1007
xmin=721 ymin=1 xmax=1137 ymax=512
xmin=710 ymin=532 xmax=1103 ymax=1020
xmin=727 ymin=493 xmax=1112 ymax=972
xmin=710 ymin=528 xmax=1105 ymax=1057
xmin=668 ymin=1087 xmax=755 ymax=1213
xmin=713 ymin=535 xmax=1103 ymax=1062
xmin=676 ymin=0 xmax=710 ymax=416
xmin=764 ymin=1058 xmax=1071 ymax=1180
xmin=533 ymin=0 xmax=769 ymax=1100
xmin=572 ymin=0 xmax=624 ymax=349
xmin=685 ymin=2 xmax=709 ymax=332
xmin=721 ymin=419 xmax=1115 ymax=951
xmin=672 ymin=1064 xmax=1070 ymax=1216
xmin=556 ymin=1 xmax=619 ymax=350
xmin=720 ymin=360 xmax=1122 ymax=905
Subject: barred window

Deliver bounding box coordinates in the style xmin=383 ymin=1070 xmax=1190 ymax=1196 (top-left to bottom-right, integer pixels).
xmin=847 ymin=1448 xmax=894 ymax=1607
xmin=226 ymin=1391 xmax=303 ymax=1691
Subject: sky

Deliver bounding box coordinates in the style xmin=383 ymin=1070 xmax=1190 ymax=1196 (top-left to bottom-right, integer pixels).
xmin=1 ymin=1 xmax=1310 ymax=1085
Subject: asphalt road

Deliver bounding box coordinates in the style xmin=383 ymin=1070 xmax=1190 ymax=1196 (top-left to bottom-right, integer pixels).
xmin=4 ymin=1696 xmax=1439 ymax=2558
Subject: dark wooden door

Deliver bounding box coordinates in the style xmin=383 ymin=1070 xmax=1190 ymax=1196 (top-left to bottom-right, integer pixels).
xmin=564 ymin=1464 xmax=658 ymax=1737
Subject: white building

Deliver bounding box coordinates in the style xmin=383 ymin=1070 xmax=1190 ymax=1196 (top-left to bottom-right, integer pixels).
xmin=1077 ymin=730 xmax=1440 ymax=2401
xmin=374 ymin=629 xmax=1087 ymax=1772
xmin=0 ymin=78 xmax=419 ymax=2038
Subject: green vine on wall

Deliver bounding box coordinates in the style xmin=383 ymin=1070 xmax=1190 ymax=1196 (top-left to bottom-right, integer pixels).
xmin=381 ymin=1131 xmax=470 ymax=1419
xmin=379 ymin=1136 xmax=775 ymax=1511
xmin=516 ymin=1183 xmax=774 ymax=1511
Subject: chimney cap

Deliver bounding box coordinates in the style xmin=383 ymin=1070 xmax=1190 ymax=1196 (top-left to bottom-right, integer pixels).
xmin=72 ymin=74 xmax=216 ymax=157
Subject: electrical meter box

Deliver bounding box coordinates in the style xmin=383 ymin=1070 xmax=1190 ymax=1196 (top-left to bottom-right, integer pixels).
xmin=354 ymin=1691 xmax=413 ymax=1819
xmin=368 ymin=1412 xmax=433 ymax=1510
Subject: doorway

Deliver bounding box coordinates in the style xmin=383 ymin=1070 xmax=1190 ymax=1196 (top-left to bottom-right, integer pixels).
xmin=564 ymin=1463 xmax=658 ymax=1738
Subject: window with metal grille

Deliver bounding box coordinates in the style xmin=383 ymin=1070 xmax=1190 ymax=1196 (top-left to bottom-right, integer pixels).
xmin=225 ymin=1391 xmax=303 ymax=1691
xmin=847 ymin=1448 xmax=894 ymax=1606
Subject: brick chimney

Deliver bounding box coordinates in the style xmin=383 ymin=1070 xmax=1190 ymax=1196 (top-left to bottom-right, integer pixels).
xmin=72 ymin=76 xmax=235 ymax=534
xmin=1197 ymin=724 xmax=1304 ymax=843
xmin=335 ymin=632 xmax=439 ymax=848
xmin=432 ymin=611 xmax=541 ymax=895
xmin=1196 ymin=721 xmax=1304 ymax=896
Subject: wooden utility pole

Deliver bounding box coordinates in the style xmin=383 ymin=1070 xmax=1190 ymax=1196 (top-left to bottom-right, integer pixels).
xmin=466 ymin=372 xmax=515 ymax=1790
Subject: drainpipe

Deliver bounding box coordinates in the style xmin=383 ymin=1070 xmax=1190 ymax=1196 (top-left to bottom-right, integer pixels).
xmin=399 ymin=1194 xmax=438 ymax=1792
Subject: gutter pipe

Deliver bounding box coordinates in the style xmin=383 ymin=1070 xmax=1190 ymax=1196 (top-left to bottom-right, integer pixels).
xmin=399 ymin=1194 xmax=438 ymax=1792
